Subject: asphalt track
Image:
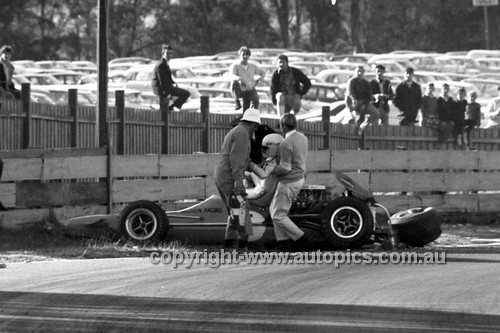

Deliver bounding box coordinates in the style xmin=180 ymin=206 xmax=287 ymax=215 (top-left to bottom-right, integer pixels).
xmin=1 ymin=253 xmax=500 ymax=332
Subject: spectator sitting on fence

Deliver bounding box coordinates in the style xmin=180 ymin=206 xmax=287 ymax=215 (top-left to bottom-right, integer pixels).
xmin=453 ymin=87 xmax=467 ymax=147
xmin=393 ymin=67 xmax=422 ymax=126
xmin=369 ymin=64 xmax=393 ymax=126
xmin=485 ymin=86 xmax=500 ymax=128
xmin=0 ymin=45 xmax=21 ymax=99
xmin=346 ymin=66 xmax=379 ymax=135
xmin=421 ymin=83 xmax=440 ymax=130
xmin=229 ymin=46 xmax=266 ymax=112
xmin=436 ymin=83 xmax=455 ymax=147
xmin=270 ymin=54 xmax=311 ymax=117
xmin=151 ymin=44 xmax=190 ymax=112
xmin=464 ymin=90 xmax=481 ymax=150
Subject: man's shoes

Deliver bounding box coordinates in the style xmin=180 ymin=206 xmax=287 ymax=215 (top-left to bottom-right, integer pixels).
xmin=235 ymin=100 xmax=242 ymax=110
xmin=0 ymin=263 xmax=6 ymax=269
xmin=223 ymin=239 xmax=237 ymax=250
xmin=275 ymin=239 xmax=293 ymax=252
xmin=237 ymin=239 xmax=249 ymax=253
xmin=169 ymin=105 xmax=181 ymax=112
xmin=292 ymin=233 xmax=315 ymax=252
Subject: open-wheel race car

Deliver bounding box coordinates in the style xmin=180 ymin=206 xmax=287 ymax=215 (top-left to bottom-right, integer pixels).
xmin=62 ymin=173 xmax=442 ymax=249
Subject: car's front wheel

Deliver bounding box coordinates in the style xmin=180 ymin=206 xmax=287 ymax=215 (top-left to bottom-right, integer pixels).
xmin=320 ymin=197 xmax=374 ymax=249
xmin=120 ymin=200 xmax=169 ymax=243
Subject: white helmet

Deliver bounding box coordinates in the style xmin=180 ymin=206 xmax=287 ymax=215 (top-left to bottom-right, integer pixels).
xmin=261 ymin=133 xmax=283 ymax=157
xmin=241 ymin=108 xmax=261 ymax=124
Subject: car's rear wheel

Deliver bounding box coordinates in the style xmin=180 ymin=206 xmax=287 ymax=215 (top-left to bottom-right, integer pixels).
xmin=120 ymin=200 xmax=169 ymax=243
xmin=390 ymin=207 xmax=441 ymax=247
xmin=320 ymin=197 xmax=374 ymax=249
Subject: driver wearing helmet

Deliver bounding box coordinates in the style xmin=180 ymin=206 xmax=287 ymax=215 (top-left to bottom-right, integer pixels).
xmin=245 ymin=133 xmax=283 ymax=201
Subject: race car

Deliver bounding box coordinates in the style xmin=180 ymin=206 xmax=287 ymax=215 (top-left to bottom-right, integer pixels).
xmin=62 ymin=173 xmax=442 ymax=249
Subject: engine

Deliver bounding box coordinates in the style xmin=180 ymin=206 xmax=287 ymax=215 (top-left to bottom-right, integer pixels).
xmin=290 ymin=185 xmax=330 ymax=214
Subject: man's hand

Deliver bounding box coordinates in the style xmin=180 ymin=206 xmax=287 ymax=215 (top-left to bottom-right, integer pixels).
xmin=234 ymin=180 xmax=247 ymax=196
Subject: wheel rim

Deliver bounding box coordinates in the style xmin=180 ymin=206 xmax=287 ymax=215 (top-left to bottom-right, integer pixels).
xmin=124 ymin=208 xmax=158 ymax=241
xmin=330 ymin=206 xmax=363 ymax=239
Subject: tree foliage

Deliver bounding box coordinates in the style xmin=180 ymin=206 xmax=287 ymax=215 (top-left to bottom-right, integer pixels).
xmin=0 ymin=0 xmax=498 ymax=61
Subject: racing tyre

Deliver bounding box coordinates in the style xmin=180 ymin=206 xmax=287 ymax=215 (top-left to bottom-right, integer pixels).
xmin=320 ymin=197 xmax=374 ymax=249
xmin=120 ymin=200 xmax=169 ymax=243
xmin=390 ymin=207 xmax=441 ymax=247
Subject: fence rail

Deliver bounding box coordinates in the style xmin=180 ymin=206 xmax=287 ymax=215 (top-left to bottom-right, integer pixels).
xmin=1 ymin=148 xmax=500 ymax=220
xmin=2 ymin=90 xmax=500 ymax=153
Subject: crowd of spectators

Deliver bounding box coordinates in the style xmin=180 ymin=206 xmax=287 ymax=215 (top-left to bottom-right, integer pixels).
xmin=346 ymin=64 xmax=490 ymax=150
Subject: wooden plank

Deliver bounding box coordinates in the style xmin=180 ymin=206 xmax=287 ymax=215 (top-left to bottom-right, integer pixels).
xmin=370 ymin=172 xmax=412 ymax=192
xmin=307 ymin=150 xmax=330 ymax=172
xmin=370 ymin=150 xmax=409 ymax=170
xmin=0 ymin=147 xmax=106 ymax=159
xmin=479 ymin=151 xmax=500 ymax=170
xmin=159 ymin=154 xmax=219 ymax=177
xmin=444 ymin=172 xmax=482 ymax=191
xmin=331 ymin=150 xmax=372 ymax=171
xmin=113 ymin=178 xmax=207 ymax=203
xmin=16 ymin=182 xmax=107 ymax=208
xmin=0 ymin=183 xmax=15 ymax=208
xmin=477 ymin=172 xmax=500 ymax=191
xmin=113 ymin=155 xmax=161 ymax=178
xmin=478 ymin=193 xmax=500 ymax=212
xmin=2 ymin=155 xmax=107 ymax=181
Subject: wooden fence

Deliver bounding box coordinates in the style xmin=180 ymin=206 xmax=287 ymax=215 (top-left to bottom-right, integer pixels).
xmin=2 ymin=89 xmax=500 ymax=153
xmin=1 ymin=148 xmax=499 ymax=229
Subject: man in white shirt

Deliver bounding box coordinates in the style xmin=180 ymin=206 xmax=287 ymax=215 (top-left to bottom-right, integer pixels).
xmin=485 ymin=86 xmax=500 ymax=128
xmin=229 ymin=46 xmax=266 ymax=111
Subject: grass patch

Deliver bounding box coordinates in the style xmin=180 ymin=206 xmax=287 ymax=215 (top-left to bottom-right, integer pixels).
xmin=0 ymin=221 xmax=221 ymax=263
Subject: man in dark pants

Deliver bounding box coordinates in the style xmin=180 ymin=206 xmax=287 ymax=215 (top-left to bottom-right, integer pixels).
xmin=394 ymin=67 xmax=422 ymax=126
xmin=370 ymin=64 xmax=394 ymax=125
xmin=214 ymin=108 xmax=261 ymax=252
xmin=151 ymin=44 xmax=190 ymax=112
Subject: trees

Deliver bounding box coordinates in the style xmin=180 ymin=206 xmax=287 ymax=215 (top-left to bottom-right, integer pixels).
xmin=0 ymin=0 xmax=497 ymax=61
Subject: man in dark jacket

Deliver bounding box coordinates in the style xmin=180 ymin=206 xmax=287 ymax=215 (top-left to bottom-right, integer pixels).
xmin=370 ymin=64 xmax=394 ymax=125
xmin=393 ymin=67 xmax=422 ymax=126
xmin=0 ymin=45 xmax=21 ymax=99
xmin=151 ymin=44 xmax=190 ymax=112
xmin=270 ymin=54 xmax=311 ymax=116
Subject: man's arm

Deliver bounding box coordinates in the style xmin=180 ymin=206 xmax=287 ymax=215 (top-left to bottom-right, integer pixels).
xmin=270 ymin=71 xmax=279 ymax=105
xmin=297 ymin=69 xmax=311 ymax=97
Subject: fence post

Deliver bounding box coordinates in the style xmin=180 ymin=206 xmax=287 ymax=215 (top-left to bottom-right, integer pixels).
xmin=322 ymin=106 xmax=330 ymax=150
xmin=69 ymin=89 xmax=78 ymax=148
xmin=21 ymin=83 xmax=31 ymax=149
xmin=201 ymin=96 xmax=210 ymax=153
xmin=160 ymin=97 xmax=169 ymax=154
xmin=116 ymin=90 xmax=125 ymax=155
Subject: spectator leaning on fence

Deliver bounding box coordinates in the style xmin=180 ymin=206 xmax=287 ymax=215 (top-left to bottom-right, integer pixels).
xmin=464 ymin=90 xmax=481 ymax=149
xmin=421 ymin=83 xmax=440 ymax=130
xmin=369 ymin=64 xmax=393 ymax=126
xmin=393 ymin=67 xmax=422 ymax=126
xmin=485 ymin=86 xmax=500 ymax=128
xmin=453 ymin=87 xmax=467 ymax=147
xmin=436 ymin=83 xmax=455 ymax=146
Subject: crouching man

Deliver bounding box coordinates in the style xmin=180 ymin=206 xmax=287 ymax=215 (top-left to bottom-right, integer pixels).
xmin=269 ymin=114 xmax=312 ymax=251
